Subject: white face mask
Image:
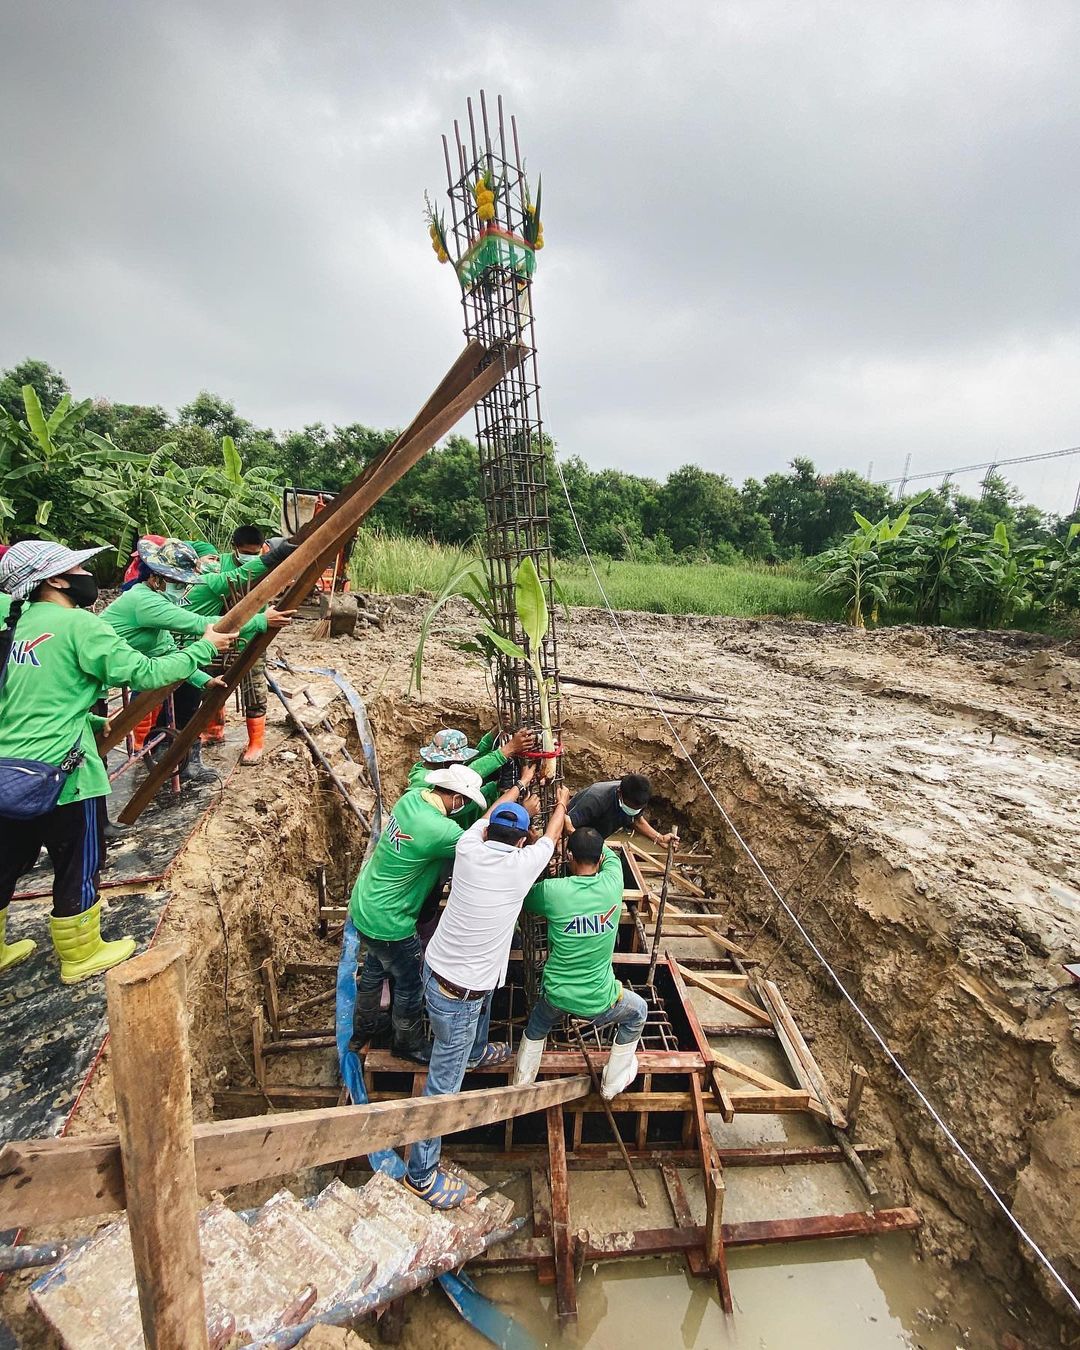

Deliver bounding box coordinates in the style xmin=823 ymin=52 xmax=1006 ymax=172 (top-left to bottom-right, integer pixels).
xmin=618 ymin=798 xmax=643 ymax=817
xmin=449 ymin=795 xmax=468 ymax=816
xmin=165 ymin=581 xmax=190 ymax=602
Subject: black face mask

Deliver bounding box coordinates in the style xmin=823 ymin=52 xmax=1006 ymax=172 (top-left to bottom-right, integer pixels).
xmin=62 ymin=573 xmax=99 ymax=609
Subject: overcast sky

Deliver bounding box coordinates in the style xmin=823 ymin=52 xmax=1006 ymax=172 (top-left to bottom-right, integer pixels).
xmin=2 ymin=1 xmax=1078 ymax=514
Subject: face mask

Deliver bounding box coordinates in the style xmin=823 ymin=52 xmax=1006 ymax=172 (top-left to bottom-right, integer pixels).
xmin=618 ymin=799 xmax=643 ymax=817
xmin=199 ymin=558 xmax=220 ymax=574
xmin=63 ymin=573 xmax=99 ymax=609
xmin=165 ymin=581 xmax=190 ymax=602
xmin=449 ymin=795 xmax=468 ymax=816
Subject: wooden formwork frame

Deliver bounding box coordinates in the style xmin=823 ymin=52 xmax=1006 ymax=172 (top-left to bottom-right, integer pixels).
xmin=241 ymin=940 xmax=917 ymax=1329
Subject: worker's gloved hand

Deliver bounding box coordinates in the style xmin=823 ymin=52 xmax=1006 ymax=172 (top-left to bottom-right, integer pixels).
xmin=264 ymin=537 xmax=298 ymax=568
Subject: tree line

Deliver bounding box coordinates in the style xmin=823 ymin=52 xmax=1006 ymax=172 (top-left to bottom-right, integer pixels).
xmin=2 ymin=357 xmax=1075 ymax=566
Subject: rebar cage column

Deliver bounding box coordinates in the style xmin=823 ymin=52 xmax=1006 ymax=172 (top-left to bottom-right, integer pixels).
xmin=442 ymin=93 xmax=563 ymax=1000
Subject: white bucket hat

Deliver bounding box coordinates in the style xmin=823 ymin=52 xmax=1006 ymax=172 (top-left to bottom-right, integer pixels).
xmin=424 ymin=764 xmax=488 ymax=809
xmin=0 ymin=540 xmax=107 ymax=600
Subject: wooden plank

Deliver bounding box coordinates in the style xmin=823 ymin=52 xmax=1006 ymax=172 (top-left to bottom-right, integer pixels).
xmin=715 ymin=1143 xmax=882 ymax=1167
xmin=101 ymin=339 xmax=487 ymax=754
xmin=711 ymin=1049 xmax=794 ymax=1095
xmin=705 ymin=1166 xmax=727 ymax=1290
xmin=546 ymin=1105 xmax=577 ymax=1326
xmin=677 ymin=964 xmax=772 ymax=1025
xmin=679 ymin=923 xmax=756 ymax=960
xmin=689 ymin=1074 xmax=732 ymax=1311
xmin=106 ymin=946 xmax=208 ymax=1350
xmin=757 ymin=979 xmax=846 ymax=1128
xmin=473 ymin=1208 xmax=921 ymax=1266
xmin=0 ymin=1076 xmax=591 ymax=1226
xmin=727 ymin=1089 xmax=815 ymax=1113
xmin=117 ymin=345 xmax=525 ymax=821
xmin=258 ymin=959 xmax=280 ymax=1037
xmin=660 ymin=1164 xmax=707 ymax=1277
xmin=700 ymin=1023 xmax=779 ymax=1039
xmin=723 ymin=1207 xmax=920 ymax=1248
xmin=707 ymin=1065 xmax=735 ymax=1124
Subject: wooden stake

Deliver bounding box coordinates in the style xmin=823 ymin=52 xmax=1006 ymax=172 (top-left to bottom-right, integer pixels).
xmin=646 ymin=832 xmax=677 ymax=987
xmin=546 ymin=1105 xmax=577 ymax=1326
xmin=845 ymin=1063 xmax=869 ymax=1136
xmin=105 ymin=947 xmax=209 ymax=1350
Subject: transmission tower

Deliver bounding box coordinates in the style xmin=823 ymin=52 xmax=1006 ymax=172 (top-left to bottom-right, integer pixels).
xmin=434 ymin=93 xmax=562 ymax=998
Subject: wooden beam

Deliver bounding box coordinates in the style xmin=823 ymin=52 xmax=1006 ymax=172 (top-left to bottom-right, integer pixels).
xmin=101 ymin=339 xmax=487 ymax=753
xmin=546 ymin=1105 xmax=577 ymax=1326
xmin=756 ymin=979 xmax=846 ymax=1128
xmin=115 ymin=344 xmax=525 ymax=820
xmin=677 ymin=964 xmax=772 ymax=1025
xmin=660 ymin=1165 xmax=708 ymax=1277
xmin=258 ymin=959 xmax=280 ymax=1038
xmin=727 ymin=1089 xmax=815 ymax=1113
xmin=106 ymin=946 xmax=209 ymax=1350
xmin=711 ymin=1049 xmax=794 ymax=1095
xmin=0 ymin=1076 xmax=590 ymax=1227
xmin=707 ymin=1066 xmax=735 ymax=1124
xmin=470 ymin=1208 xmax=921 ymax=1268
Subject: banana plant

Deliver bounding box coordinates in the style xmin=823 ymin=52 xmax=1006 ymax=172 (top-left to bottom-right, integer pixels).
xmin=814 ymin=501 xmax=917 ymax=627
xmin=482 ymin=557 xmax=558 ymax=778
xmin=412 ymin=553 xmax=563 ymax=774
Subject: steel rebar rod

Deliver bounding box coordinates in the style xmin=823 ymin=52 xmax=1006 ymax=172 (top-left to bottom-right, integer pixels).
xmin=570 ymin=1024 xmax=648 ymax=1209
xmin=647 ymin=834 xmax=679 ymax=988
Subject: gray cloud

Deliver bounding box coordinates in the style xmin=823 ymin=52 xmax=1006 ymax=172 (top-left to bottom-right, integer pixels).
xmin=1 ymin=0 xmax=1078 ymax=513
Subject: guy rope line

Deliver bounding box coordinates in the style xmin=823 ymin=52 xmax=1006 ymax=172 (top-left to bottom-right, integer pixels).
xmin=549 ymin=449 xmax=1080 ymax=1316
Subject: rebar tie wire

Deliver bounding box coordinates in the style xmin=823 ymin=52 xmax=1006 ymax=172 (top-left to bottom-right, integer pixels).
xmin=549 ymin=447 xmax=1080 ymax=1317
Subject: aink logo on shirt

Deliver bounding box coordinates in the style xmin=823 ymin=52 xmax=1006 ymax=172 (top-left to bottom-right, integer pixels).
xmin=385 ymin=813 xmax=414 ymax=853
xmin=561 ymin=903 xmax=619 ymax=937
xmin=7 ymin=634 xmax=54 ymax=667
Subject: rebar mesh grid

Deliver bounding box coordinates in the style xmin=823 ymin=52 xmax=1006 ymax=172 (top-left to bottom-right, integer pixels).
xmin=442 ymin=93 xmax=562 ymax=1001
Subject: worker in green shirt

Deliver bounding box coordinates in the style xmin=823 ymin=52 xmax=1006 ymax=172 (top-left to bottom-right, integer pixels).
xmin=163 ymin=535 xmax=294 ymax=773
xmin=348 ymin=762 xmax=489 ymax=1061
xmin=0 ymin=540 xmax=235 ymax=982
xmin=205 ymin=524 xmax=273 ymax=764
xmin=407 ymin=725 xmax=537 ymax=937
xmin=103 ymin=538 xmax=282 ymax=779
xmin=515 ymin=825 xmax=647 ymax=1099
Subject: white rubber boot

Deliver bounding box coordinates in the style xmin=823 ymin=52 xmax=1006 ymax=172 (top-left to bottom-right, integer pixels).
xmin=601 ymin=1037 xmax=640 ymax=1100
xmin=513 ymin=1034 xmax=546 ymax=1086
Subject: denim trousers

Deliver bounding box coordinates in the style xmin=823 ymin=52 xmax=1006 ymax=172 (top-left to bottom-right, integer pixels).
xmin=355 ymin=932 xmax=424 ymax=1034
xmin=525 ymin=986 xmax=648 ymax=1045
xmin=406 ymin=962 xmax=493 ymax=1183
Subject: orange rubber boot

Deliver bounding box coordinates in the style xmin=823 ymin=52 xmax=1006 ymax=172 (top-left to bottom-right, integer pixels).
xmin=132 ymin=709 xmax=159 ymax=753
xmin=241 ymin=716 xmax=266 ymax=765
xmin=201 ymin=705 xmax=227 ymax=745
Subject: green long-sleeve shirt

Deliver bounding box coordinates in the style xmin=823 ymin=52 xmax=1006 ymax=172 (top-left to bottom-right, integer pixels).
xmin=0 ymin=602 xmax=217 ymax=804
xmin=175 ymin=555 xmax=271 ymax=650
xmin=102 ymin=583 xmax=214 ymax=689
xmin=405 ymin=730 xmax=505 ymax=829
xmin=524 ymin=848 xmax=624 ymax=1016
xmin=348 ymin=788 xmax=463 ymax=941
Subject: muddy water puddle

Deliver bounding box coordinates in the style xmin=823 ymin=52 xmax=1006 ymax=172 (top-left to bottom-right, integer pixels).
xmin=414 ymin=1234 xmax=998 ymax=1349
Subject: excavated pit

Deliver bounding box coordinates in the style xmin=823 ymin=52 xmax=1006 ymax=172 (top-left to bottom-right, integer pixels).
xmin=3 ymin=606 xmax=1077 ymax=1349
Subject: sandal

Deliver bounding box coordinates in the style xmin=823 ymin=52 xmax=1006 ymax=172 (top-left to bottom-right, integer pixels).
xmin=467 ymin=1041 xmax=512 ymax=1069
xmin=402 ymin=1167 xmax=469 ymax=1210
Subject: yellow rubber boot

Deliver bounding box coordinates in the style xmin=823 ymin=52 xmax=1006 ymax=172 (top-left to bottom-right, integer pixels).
xmin=241 ymin=715 xmax=266 ymax=765
xmin=49 ymin=902 xmax=136 ymax=985
xmin=0 ymin=908 xmax=36 ymax=974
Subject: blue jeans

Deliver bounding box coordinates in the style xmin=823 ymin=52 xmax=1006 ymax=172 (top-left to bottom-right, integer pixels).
xmin=355 ymin=932 xmax=424 ymax=1039
xmin=525 ymin=987 xmax=648 ymax=1045
xmin=407 ymin=962 xmax=493 ymax=1183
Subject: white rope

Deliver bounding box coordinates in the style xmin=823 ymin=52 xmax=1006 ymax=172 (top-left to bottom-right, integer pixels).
xmin=549 ymin=450 xmax=1080 ymax=1316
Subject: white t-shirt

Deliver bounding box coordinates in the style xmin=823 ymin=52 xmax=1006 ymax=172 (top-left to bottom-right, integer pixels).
xmin=425 ymin=818 xmax=555 ymax=992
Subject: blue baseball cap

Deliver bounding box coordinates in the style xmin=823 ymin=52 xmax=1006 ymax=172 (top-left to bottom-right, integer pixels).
xmin=490 ymin=802 xmax=531 ymax=833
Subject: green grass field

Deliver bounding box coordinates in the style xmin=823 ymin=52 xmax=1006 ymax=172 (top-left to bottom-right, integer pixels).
xmin=349 ymin=530 xmax=843 ymax=621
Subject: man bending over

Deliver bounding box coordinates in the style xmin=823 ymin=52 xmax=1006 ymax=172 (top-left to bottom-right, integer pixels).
xmin=514 ymin=826 xmax=647 ymax=1100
